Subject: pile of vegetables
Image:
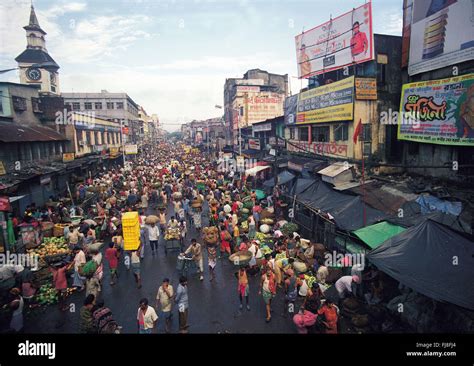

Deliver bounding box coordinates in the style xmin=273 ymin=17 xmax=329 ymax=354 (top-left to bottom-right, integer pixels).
xmin=27 ymin=237 xmax=69 ymax=259
xmin=281 ymin=222 xmax=299 ymax=237
xmin=164 ymin=228 xmax=181 ymax=240
xmin=260 ymin=218 xmax=274 ymax=225
xmin=35 ymin=284 xmax=58 ymax=306
xmin=304 ymin=274 xmax=317 ymax=289
xmin=240 ymin=221 xmax=249 ymax=233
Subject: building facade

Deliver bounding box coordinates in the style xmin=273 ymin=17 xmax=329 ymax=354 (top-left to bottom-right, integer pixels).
xmin=284 ymin=34 xmax=403 ymax=166
xmin=61 ymin=90 xmax=140 ymax=144
xmin=224 ymin=69 xmax=288 ymax=147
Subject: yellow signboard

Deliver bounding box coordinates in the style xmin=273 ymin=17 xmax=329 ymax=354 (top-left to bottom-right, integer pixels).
xmin=109 ymin=147 xmax=119 ymax=158
xmin=0 ymin=161 xmax=6 ymax=176
xmin=355 ymin=78 xmax=377 ymax=100
xmin=296 ymin=76 xmax=354 ymax=124
xmin=62 ymin=153 xmax=75 ymax=163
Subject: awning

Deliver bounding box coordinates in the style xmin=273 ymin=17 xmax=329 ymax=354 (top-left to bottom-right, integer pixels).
xmin=8 ymin=195 xmax=27 ymax=203
xmin=245 ymin=165 xmax=271 ymax=176
xmin=0 ymin=122 xmax=68 ymax=142
xmin=353 ymin=221 xmax=406 ymax=250
xmin=368 ymin=220 xmax=474 ymax=310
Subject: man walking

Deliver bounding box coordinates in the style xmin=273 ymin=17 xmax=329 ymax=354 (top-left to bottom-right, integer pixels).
xmin=147 ymin=222 xmax=160 ymax=256
xmin=156 ymin=278 xmax=174 ymax=333
xmin=137 ymin=298 xmax=158 ymax=334
xmin=184 ymin=239 xmax=204 ymax=281
xmin=175 ymin=276 xmax=189 ymax=333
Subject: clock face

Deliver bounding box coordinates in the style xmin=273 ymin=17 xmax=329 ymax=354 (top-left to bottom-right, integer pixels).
xmin=26 ymin=67 xmax=41 ymax=81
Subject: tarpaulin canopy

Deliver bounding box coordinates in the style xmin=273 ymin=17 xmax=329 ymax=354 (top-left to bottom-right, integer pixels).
xmin=245 ymin=165 xmax=270 ymax=176
xmin=298 ymin=181 xmax=387 ymax=231
xmin=368 ymin=220 xmax=474 ymax=310
xmin=263 ymin=170 xmax=295 ymax=188
xmin=416 ymin=194 xmax=462 ymax=216
xmin=353 ymin=221 xmax=406 ymax=250
xmin=388 ymin=201 xmax=472 ymax=234
xmin=291 ymin=178 xmax=317 ymax=196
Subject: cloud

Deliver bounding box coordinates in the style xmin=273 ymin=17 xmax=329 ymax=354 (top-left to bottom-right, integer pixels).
xmin=49 ymin=2 xmax=87 ymax=17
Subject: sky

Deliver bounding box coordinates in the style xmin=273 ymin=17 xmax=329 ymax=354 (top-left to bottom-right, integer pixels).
xmin=0 ymin=0 xmax=403 ymax=131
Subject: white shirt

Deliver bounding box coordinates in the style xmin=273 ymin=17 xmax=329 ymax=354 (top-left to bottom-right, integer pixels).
xmin=137 ymin=306 xmax=158 ymax=330
xmin=335 ymin=276 xmax=353 ymax=295
xmin=148 ymin=225 xmax=160 ymax=241
xmin=299 ymin=279 xmax=309 ymax=297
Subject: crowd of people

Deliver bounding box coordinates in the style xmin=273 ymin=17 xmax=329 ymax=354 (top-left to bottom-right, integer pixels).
xmin=2 ymin=141 xmax=384 ymax=334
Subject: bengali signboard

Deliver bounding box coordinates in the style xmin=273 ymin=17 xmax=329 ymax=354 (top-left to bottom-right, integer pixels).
xmin=246 ymin=92 xmax=284 ymax=126
xmin=236 ymin=86 xmax=260 ymax=93
xmin=355 ymin=78 xmax=377 ymax=100
xmin=109 ymin=147 xmax=120 ymax=158
xmin=62 ymin=153 xmax=75 ymax=163
xmin=295 ymin=2 xmax=374 ymax=78
xmin=398 ymin=74 xmax=474 ymax=146
xmin=248 ymin=138 xmax=261 ymax=150
xmin=287 ymin=141 xmax=349 ymax=157
xmin=296 ymin=76 xmax=354 ymax=124
xmin=408 ymin=0 xmax=474 ymax=75
xmin=125 ymin=144 xmax=138 ymax=155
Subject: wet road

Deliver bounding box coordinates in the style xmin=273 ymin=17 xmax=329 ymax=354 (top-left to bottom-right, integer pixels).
xmin=24 ymin=201 xmax=298 ymax=334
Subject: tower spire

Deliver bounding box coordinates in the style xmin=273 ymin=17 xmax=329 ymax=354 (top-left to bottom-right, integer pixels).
xmin=24 ymin=2 xmax=46 ymax=35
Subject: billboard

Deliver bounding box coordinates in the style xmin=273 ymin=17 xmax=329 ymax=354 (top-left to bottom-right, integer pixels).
xmin=236 ymin=92 xmax=284 ymax=128
xmin=295 ymin=2 xmax=374 ymax=78
xmin=355 ymin=78 xmax=377 ymax=100
xmin=284 ymin=94 xmax=298 ymax=125
xmin=62 ymin=153 xmax=75 ymax=163
xmin=124 ymin=144 xmax=138 ymax=154
xmin=398 ymin=74 xmax=474 ymax=146
xmin=248 ymin=138 xmax=261 ymax=150
xmin=408 ymin=0 xmax=474 ymax=75
xmin=296 ymin=76 xmax=354 ymax=124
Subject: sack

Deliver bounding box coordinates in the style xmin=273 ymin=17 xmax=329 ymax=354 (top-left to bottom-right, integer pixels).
xmin=80 ymin=260 xmax=98 ymax=277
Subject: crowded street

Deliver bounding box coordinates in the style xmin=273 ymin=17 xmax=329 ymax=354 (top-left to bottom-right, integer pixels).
xmin=1 ymin=2 xmax=473 ymax=359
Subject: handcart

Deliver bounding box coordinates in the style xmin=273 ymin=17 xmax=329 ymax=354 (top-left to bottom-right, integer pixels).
xmin=165 ymin=238 xmax=182 ymax=256
xmin=176 ymin=254 xmax=197 ymax=276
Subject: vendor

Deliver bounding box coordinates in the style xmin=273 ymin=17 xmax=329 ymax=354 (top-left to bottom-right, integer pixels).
xmin=184 ymin=239 xmax=204 ymax=281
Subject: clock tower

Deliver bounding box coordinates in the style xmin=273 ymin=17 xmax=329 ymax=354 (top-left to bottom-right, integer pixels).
xmin=15 ymin=4 xmax=60 ymax=95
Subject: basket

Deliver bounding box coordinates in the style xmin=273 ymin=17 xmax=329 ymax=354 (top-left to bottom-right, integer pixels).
xmin=229 ymin=250 xmax=252 ymax=267
xmin=86 ymin=241 xmax=105 ymax=252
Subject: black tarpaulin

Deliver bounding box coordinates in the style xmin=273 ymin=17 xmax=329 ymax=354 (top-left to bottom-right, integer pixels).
xmin=297 ymin=181 xmax=387 ymax=231
xmin=368 ymin=220 xmax=474 ymax=310
xmin=291 ymin=178 xmax=317 ymax=196
xmin=263 ymin=171 xmax=295 ymax=188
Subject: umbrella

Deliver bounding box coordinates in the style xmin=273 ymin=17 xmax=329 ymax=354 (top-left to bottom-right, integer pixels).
xmin=84 ymin=219 xmax=97 ymax=226
xmin=145 ymin=215 xmax=159 ymax=224
xmin=255 ymin=189 xmax=266 ymax=200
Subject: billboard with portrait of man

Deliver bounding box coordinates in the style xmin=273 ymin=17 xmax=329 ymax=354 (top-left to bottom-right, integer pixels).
xmin=295 ymin=2 xmax=374 ymax=78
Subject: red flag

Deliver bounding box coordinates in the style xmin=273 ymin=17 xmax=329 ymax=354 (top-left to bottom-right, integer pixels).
xmin=353 ymin=119 xmax=362 ymax=144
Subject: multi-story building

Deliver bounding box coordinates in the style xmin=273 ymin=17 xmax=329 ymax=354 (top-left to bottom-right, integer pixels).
xmin=224 ymin=69 xmax=288 ymax=148
xmin=181 ymin=118 xmax=225 ymax=150
xmin=61 ymin=90 xmax=140 ymax=144
xmin=284 ymin=34 xmax=403 ymax=167
xmin=398 ymin=0 xmax=474 ymax=180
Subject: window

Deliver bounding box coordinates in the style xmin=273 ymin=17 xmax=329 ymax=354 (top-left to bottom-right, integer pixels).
xmin=51 ymin=85 xmax=56 ymax=93
xmin=31 ymin=97 xmax=42 ymax=113
xmin=72 ymin=102 xmax=81 ymax=110
xmin=84 ymin=102 xmax=92 ymax=110
xmin=12 ymin=96 xmax=27 ymax=111
xmin=362 ymin=124 xmax=372 ymax=141
xmin=107 ymin=102 xmax=114 ymax=109
xmin=377 ymin=63 xmax=386 ymax=85
xmin=363 ymin=142 xmax=372 ymax=156
xmin=0 ymin=91 xmax=4 ymax=113
xmin=95 ymin=102 xmax=102 ymax=110
xmin=334 ymin=124 xmax=348 ymax=141
xmin=299 ymin=127 xmax=309 ymax=142
xmin=312 ymin=126 xmax=330 ymax=142
xmin=116 ymin=102 xmax=124 ymax=109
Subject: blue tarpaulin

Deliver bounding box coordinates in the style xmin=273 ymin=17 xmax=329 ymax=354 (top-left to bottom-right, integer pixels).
xmin=416 ymin=195 xmax=462 ymax=216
